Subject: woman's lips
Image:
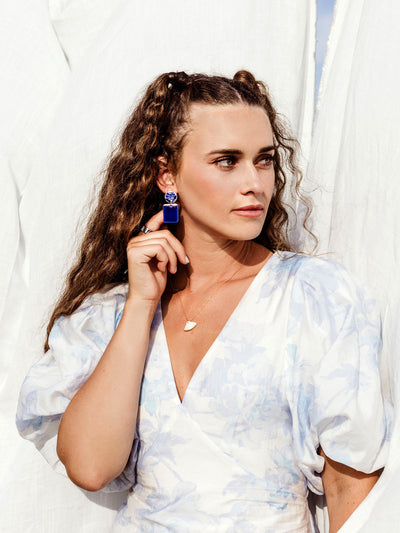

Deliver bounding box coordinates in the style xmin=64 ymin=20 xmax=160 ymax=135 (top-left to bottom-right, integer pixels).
xmin=233 ymin=205 xmax=264 ymax=217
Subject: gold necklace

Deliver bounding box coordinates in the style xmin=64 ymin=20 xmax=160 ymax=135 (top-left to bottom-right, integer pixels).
xmin=176 ymin=245 xmax=250 ymax=332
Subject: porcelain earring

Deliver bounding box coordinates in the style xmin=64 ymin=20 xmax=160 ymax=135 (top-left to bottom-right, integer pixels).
xmin=163 ymin=191 xmax=179 ymax=223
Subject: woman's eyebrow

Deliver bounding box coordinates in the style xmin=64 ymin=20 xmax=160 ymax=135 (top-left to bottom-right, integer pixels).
xmin=207 ymin=149 xmax=243 ymax=156
xmin=207 ymin=146 xmax=275 ymax=156
xmin=257 ymin=146 xmax=276 ymax=153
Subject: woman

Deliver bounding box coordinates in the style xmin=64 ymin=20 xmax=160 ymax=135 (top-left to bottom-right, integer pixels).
xmin=16 ymin=71 xmax=389 ymax=532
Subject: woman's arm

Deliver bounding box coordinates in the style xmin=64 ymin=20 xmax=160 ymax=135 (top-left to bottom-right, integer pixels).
xmin=320 ymin=447 xmax=381 ymax=533
xmin=57 ymin=298 xmax=155 ymax=491
xmin=57 ymin=211 xmax=187 ymax=491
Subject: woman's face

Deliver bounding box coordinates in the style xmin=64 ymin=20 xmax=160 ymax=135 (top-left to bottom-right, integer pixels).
xmin=174 ymin=103 xmax=275 ymax=243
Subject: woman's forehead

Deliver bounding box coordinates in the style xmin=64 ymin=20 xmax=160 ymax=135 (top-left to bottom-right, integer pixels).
xmin=185 ymin=103 xmax=273 ymax=149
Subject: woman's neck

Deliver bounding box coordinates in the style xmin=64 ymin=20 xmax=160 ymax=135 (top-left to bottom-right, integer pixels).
xmin=172 ymin=232 xmax=270 ymax=292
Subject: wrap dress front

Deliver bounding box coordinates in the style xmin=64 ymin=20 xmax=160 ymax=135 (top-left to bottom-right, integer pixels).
xmin=16 ymin=252 xmax=390 ymax=532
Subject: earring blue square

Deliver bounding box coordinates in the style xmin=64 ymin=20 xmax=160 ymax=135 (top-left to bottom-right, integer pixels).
xmin=163 ymin=204 xmax=179 ymax=223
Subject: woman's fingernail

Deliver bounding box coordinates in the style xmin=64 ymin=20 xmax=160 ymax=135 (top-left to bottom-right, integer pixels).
xmin=185 ymin=256 xmax=190 ymax=264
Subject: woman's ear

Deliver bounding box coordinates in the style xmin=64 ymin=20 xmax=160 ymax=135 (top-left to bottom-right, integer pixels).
xmin=156 ymin=156 xmax=178 ymax=194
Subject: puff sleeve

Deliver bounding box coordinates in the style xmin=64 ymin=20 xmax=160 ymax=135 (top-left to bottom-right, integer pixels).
xmin=285 ymin=258 xmax=391 ymax=495
xmin=16 ymin=283 xmax=138 ymax=492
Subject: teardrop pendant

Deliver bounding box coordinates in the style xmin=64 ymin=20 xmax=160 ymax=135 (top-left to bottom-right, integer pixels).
xmin=184 ymin=320 xmax=197 ymax=331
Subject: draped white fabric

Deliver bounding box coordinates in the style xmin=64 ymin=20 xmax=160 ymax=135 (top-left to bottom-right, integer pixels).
xmin=4 ymin=1 xmax=400 ymax=531
xmin=0 ymin=1 xmax=316 ymax=531
xmin=307 ymin=0 xmax=400 ymax=529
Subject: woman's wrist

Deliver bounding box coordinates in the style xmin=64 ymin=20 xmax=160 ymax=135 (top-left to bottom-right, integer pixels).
xmin=122 ymin=295 xmax=159 ymax=321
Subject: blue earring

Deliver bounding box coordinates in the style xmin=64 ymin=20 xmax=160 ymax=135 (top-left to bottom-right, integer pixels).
xmin=163 ymin=191 xmax=179 ymax=223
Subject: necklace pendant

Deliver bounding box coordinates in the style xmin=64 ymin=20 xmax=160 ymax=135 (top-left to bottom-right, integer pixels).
xmin=184 ymin=320 xmax=197 ymax=331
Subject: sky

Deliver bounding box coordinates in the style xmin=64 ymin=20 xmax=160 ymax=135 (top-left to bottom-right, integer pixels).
xmin=315 ymin=0 xmax=335 ymax=101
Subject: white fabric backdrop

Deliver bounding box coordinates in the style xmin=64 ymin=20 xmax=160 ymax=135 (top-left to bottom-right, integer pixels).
xmin=0 ymin=1 xmax=316 ymax=531
xmin=307 ymin=0 xmax=400 ymax=529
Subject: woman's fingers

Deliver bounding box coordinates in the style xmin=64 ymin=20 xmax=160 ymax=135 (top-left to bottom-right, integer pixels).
xmin=125 ymin=211 xmax=187 ymax=301
xmin=140 ymin=210 xmax=165 ymax=232
xmin=138 ymin=243 xmax=169 ymax=273
xmin=133 ymin=231 xmax=187 ymax=267
xmin=129 ymin=211 xmax=188 ymax=266
xmin=129 ymin=238 xmax=179 ymax=274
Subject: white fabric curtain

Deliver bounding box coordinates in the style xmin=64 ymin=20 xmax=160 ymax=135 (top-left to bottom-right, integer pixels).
xmin=307 ymin=0 xmax=400 ymax=530
xmin=0 ymin=1 xmax=316 ymax=531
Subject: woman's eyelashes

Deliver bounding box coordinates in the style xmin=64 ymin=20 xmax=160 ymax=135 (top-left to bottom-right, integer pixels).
xmin=256 ymin=153 xmax=275 ymax=167
xmin=212 ymin=153 xmax=275 ymax=170
xmin=214 ymin=156 xmax=237 ymax=168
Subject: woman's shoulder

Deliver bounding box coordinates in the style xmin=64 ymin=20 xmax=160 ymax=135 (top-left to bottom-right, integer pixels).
xmin=272 ymin=251 xmax=360 ymax=297
xmin=273 ymin=252 xmax=380 ymax=340
xmin=51 ymin=283 xmax=129 ymax=341
xmin=38 ymin=283 xmax=129 ymax=363
xmin=74 ymin=283 xmax=129 ymax=313
xmin=273 ymin=250 xmax=347 ymax=275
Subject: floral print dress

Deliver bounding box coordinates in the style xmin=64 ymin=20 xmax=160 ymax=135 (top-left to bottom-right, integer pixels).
xmin=16 ymin=253 xmax=390 ymax=532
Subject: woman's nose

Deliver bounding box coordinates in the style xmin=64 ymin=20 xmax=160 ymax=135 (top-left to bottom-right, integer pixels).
xmin=240 ymin=164 xmax=264 ymax=194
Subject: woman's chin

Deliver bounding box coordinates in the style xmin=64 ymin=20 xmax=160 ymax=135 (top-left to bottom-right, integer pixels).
xmin=219 ymin=226 xmax=264 ymax=243
xmin=229 ymin=220 xmax=266 ymax=241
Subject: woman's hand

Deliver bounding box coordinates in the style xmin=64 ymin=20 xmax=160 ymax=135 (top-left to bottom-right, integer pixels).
xmin=126 ymin=210 xmax=188 ymax=303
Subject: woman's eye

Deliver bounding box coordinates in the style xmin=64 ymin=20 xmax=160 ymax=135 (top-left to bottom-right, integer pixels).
xmin=258 ymin=155 xmax=274 ymax=167
xmin=215 ymin=157 xmax=236 ymax=168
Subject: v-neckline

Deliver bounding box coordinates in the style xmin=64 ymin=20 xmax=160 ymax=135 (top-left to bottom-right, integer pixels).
xmin=159 ymin=252 xmax=278 ymax=406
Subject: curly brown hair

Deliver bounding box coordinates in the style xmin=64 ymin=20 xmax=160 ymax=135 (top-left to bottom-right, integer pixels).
xmin=44 ymin=69 xmax=314 ymax=351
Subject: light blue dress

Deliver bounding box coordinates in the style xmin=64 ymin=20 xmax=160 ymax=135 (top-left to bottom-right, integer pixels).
xmin=16 ymin=253 xmax=390 ymax=532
